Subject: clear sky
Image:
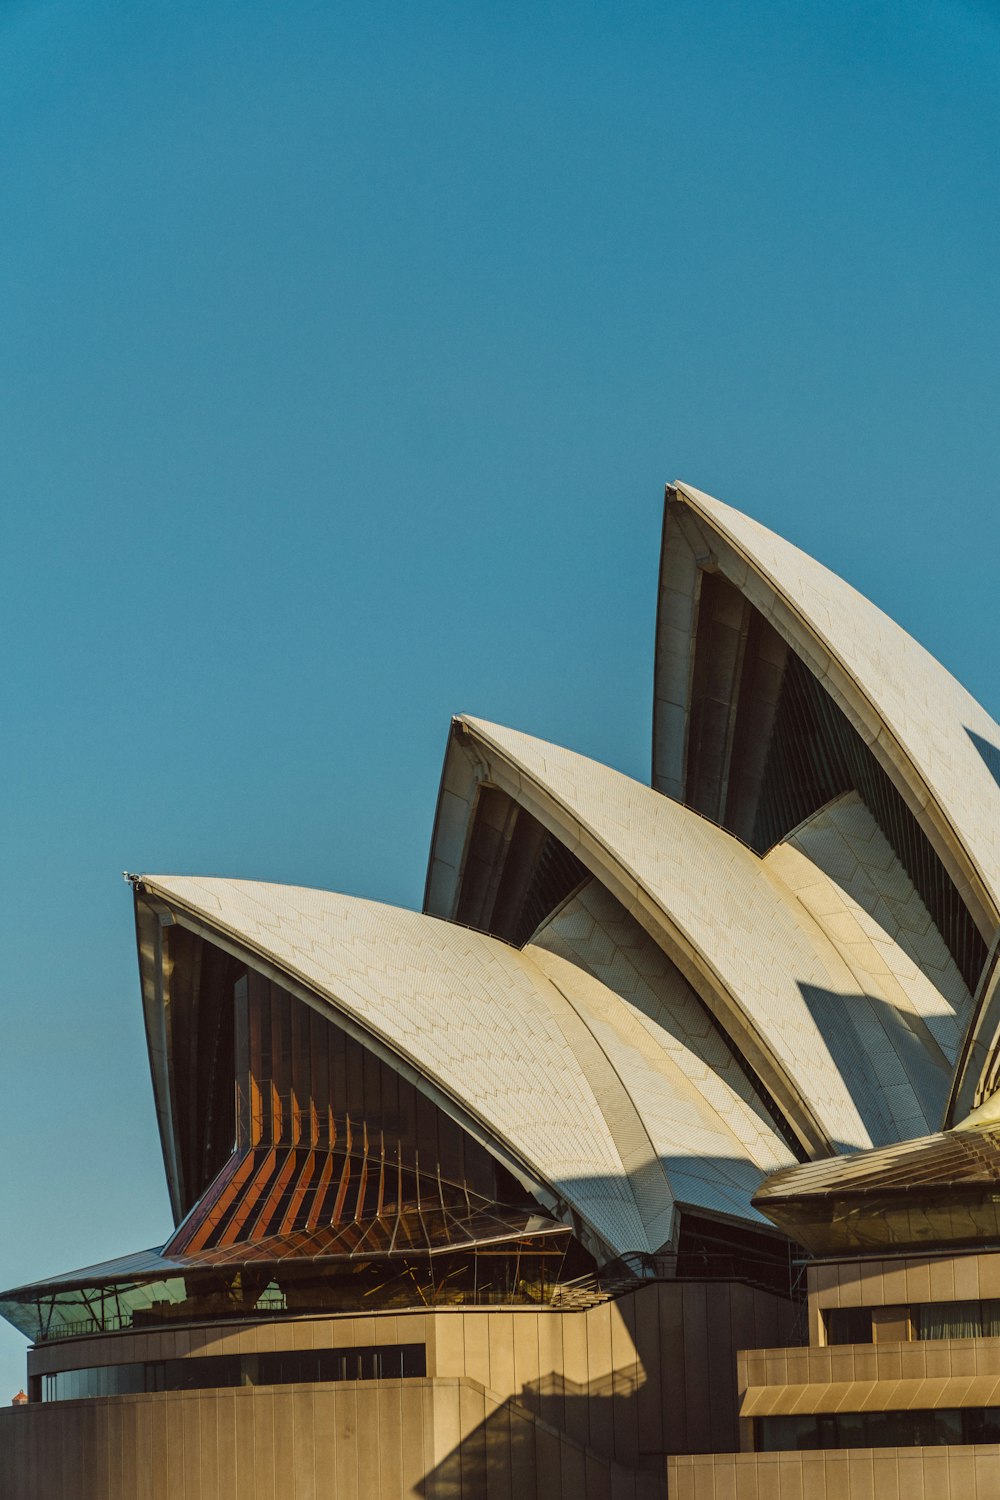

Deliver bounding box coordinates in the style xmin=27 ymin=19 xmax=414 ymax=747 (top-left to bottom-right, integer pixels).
xmin=1 ymin=0 xmax=998 ymax=1397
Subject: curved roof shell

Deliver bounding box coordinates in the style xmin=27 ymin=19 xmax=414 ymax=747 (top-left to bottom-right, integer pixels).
xmin=656 ymin=481 xmax=1000 ymax=946
xmin=526 ymin=877 xmax=794 ymax=1183
xmin=525 ymin=930 xmax=794 ymax=1224
xmin=135 ymin=874 xmax=795 ymax=1258
xmin=426 ymin=717 xmax=965 ymax=1154
xmin=761 ymin=792 xmax=971 ymax=1073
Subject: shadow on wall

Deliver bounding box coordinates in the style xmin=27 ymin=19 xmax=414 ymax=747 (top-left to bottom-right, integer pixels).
xmin=415 ymin=1371 xmax=667 ymax=1500
xmin=967 ymin=729 xmax=1000 ymax=793
xmin=415 ymin=1275 xmax=799 ymax=1499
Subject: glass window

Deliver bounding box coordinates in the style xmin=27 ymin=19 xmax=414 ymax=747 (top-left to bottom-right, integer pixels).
xmin=917 ymin=1300 xmax=983 ymax=1339
xmin=39 ymin=1343 xmax=426 ymax=1402
xmin=756 ymin=1415 xmax=817 ymax=1452
xmin=758 ymin=1407 xmax=1000 ymax=1451
xmin=835 ymin=1410 xmax=865 ymax=1448
xmin=965 ymin=1408 xmax=1000 ymax=1443
xmin=825 ymin=1306 xmax=873 ymax=1345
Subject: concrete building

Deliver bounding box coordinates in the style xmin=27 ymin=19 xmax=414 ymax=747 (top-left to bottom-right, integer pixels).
xmin=3 ymin=481 xmax=999 ymax=1497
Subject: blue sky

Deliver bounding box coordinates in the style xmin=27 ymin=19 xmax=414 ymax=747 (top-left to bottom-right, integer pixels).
xmin=1 ymin=0 xmax=998 ymax=1395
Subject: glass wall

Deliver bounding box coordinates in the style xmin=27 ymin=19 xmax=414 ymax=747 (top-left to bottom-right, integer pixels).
xmin=757 ymin=1406 xmax=1000 ymax=1451
xmin=41 ymin=1344 xmax=426 ymax=1402
xmin=2 ymin=1232 xmax=587 ymax=1343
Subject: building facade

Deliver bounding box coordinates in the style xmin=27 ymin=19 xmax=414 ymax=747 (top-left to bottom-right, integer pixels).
xmin=3 ymin=481 xmax=999 ymax=1497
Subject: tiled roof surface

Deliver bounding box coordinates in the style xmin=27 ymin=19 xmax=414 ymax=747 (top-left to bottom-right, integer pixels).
xmin=140 ymin=874 xmax=791 ymax=1253
xmin=459 ymin=717 xmax=955 ymax=1153
xmin=675 ymin=481 xmax=1000 ymax=925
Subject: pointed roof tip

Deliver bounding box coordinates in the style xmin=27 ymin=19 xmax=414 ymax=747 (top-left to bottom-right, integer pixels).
xmin=136 ymin=872 xmax=413 ymax=916
xmin=454 ymin=711 xmax=498 ymax=734
xmin=457 ymin=713 xmax=556 ymax=749
xmin=671 ymin=478 xmax=766 ymax=529
xmin=459 ymin=712 xmax=502 ymax=729
xmin=668 ymin=481 xmax=785 ymax=553
xmin=454 ymin=717 xmax=616 ymax=784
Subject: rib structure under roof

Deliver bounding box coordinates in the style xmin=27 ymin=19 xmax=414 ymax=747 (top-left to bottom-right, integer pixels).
xmin=657 ymin=484 xmax=1000 ymax=947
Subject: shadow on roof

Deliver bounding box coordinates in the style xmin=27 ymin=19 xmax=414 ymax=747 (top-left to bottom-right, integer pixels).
xmin=967 ymin=728 xmax=1000 ymax=793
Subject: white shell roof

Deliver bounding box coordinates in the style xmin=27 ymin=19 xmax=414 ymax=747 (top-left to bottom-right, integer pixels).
xmin=524 ymin=918 xmax=797 ymax=1224
xmin=137 ymin=873 xmax=787 ymax=1255
xmin=673 ymin=482 xmax=1000 ymax=932
xmin=763 ymin=792 xmax=971 ymax=1073
xmin=528 ymin=877 xmax=794 ymax=1178
xmin=453 ymin=716 xmax=955 ymax=1154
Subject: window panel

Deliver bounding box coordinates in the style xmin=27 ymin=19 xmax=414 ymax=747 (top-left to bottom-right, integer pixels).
xmin=758 ymin=1406 xmax=1000 ymax=1451
xmin=39 ymin=1344 xmax=427 ymax=1402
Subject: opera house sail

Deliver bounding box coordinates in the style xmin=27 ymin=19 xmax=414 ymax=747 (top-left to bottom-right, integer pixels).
xmin=2 ymin=481 xmax=999 ymax=1499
